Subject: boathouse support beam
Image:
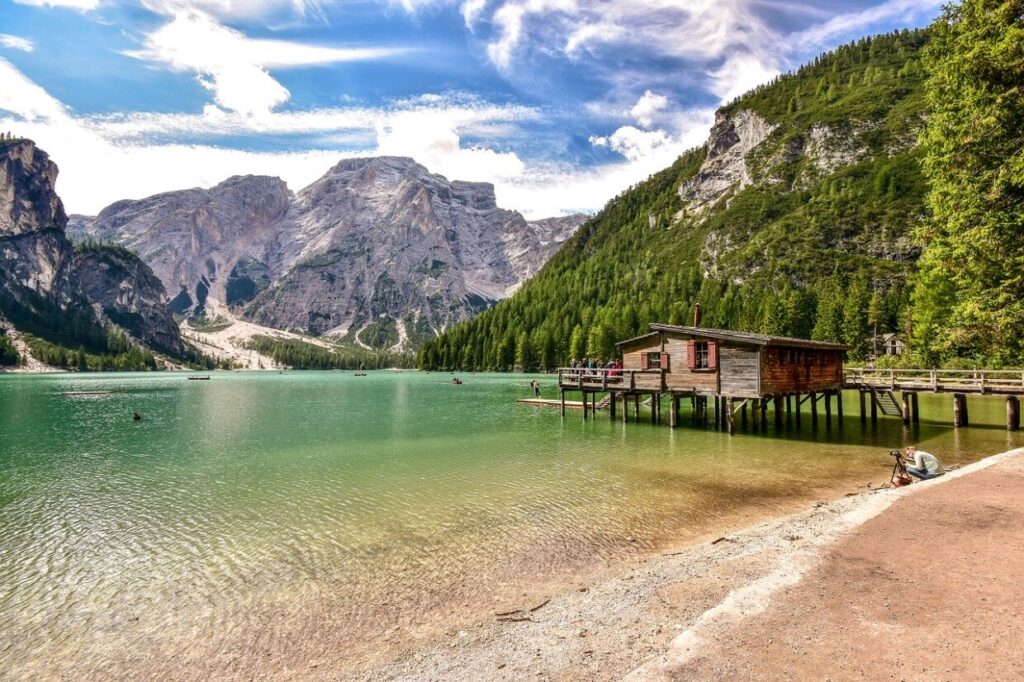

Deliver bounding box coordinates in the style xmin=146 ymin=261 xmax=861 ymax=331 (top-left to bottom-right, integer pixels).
xmin=902 ymin=392 xmax=911 ymax=425
xmin=1008 ymin=396 xmax=1020 ymax=432
xmin=824 ymin=392 xmax=832 ymax=427
xmin=836 ymin=390 xmax=843 ymax=422
xmin=911 ymin=393 xmax=920 ymax=425
xmin=810 ymin=392 xmax=818 ymax=428
xmin=953 ymin=393 xmax=967 ymax=428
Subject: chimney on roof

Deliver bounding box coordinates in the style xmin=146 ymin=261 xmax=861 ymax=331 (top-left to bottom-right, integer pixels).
xmin=693 ymin=303 xmax=702 ymax=327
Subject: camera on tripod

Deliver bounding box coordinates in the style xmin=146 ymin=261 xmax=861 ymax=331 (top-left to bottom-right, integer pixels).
xmin=889 ymin=449 xmax=911 ymax=486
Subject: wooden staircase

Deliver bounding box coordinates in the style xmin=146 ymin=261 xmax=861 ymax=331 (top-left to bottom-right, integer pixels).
xmin=872 ymin=390 xmax=903 ymax=417
xmin=595 ymin=395 xmax=612 ymax=410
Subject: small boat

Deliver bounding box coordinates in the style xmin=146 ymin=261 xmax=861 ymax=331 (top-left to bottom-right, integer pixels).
xmin=451 ymin=377 xmax=463 ymax=385
xmin=187 ymin=375 xmax=211 ymax=381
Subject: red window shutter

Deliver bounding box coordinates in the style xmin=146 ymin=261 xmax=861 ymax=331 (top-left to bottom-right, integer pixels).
xmin=640 ymin=353 xmax=649 ymax=370
xmin=687 ymin=341 xmax=696 ymax=369
xmin=707 ymin=342 xmax=717 ymax=369
xmin=660 ymin=352 xmax=670 ymax=371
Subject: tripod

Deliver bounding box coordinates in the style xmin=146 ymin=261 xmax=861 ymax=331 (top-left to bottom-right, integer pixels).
xmin=890 ymin=451 xmax=910 ymax=484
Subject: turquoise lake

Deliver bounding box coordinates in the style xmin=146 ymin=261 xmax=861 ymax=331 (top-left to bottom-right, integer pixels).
xmin=1 ymin=371 xmax=1020 ymax=678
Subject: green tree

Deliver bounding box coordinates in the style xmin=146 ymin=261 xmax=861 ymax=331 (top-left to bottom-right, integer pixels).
xmin=914 ymin=0 xmax=1024 ymax=364
xmin=568 ymin=325 xmax=585 ymax=362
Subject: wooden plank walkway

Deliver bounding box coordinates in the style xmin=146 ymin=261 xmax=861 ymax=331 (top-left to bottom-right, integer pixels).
xmin=844 ymin=368 xmax=1024 ymax=395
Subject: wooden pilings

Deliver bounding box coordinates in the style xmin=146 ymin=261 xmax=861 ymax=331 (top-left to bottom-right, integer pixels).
xmin=953 ymin=393 xmax=969 ymax=428
xmin=902 ymin=392 xmax=911 ymax=425
xmin=1008 ymin=396 xmax=1020 ymax=432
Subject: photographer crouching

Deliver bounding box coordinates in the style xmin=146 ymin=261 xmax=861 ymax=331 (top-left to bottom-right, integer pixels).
xmin=900 ymin=445 xmax=945 ymax=481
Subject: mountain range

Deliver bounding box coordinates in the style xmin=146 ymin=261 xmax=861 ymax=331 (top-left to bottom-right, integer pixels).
xmin=69 ymin=157 xmax=585 ymax=351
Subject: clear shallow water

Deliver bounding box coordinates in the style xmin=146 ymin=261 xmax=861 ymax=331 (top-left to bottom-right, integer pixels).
xmin=1 ymin=371 xmax=1020 ymax=678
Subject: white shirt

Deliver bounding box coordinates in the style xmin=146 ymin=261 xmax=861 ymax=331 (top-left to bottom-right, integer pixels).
xmin=911 ymin=450 xmax=943 ymax=475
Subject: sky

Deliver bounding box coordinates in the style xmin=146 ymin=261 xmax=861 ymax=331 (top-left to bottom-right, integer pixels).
xmin=0 ymin=0 xmax=944 ymax=218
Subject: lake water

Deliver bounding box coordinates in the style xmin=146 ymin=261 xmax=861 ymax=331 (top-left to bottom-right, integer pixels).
xmin=1 ymin=371 xmax=1020 ymax=679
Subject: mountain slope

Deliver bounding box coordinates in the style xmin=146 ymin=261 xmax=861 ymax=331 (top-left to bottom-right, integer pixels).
xmin=70 ymin=157 xmax=586 ymax=350
xmin=419 ymin=30 xmax=931 ymax=371
xmin=0 ymin=138 xmax=188 ymax=369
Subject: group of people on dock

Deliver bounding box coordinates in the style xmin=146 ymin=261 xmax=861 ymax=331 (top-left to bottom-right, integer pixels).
xmin=568 ymin=358 xmax=623 ymax=377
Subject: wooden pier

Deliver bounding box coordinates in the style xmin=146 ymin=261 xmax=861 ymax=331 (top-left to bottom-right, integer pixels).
xmin=844 ymin=368 xmax=1023 ymax=430
xmin=551 ymin=324 xmax=1023 ymax=433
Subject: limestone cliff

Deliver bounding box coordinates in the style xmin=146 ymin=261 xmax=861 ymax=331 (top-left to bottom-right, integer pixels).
xmin=0 ymin=138 xmax=184 ymax=357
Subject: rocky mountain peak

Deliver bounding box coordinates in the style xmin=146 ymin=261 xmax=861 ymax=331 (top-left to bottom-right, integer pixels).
xmin=69 ymin=154 xmax=586 ymax=348
xmin=0 ymin=138 xmax=185 ymax=359
xmin=678 ymin=109 xmax=777 ymax=217
xmin=0 ymin=139 xmax=68 ymax=237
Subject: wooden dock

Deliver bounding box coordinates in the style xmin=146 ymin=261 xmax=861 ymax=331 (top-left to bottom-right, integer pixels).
xmin=517 ymin=398 xmax=585 ymax=409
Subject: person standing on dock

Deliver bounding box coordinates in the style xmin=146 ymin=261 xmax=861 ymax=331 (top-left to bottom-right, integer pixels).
xmin=903 ymin=446 xmax=944 ymax=480
xmin=531 ymin=380 xmax=541 ymax=398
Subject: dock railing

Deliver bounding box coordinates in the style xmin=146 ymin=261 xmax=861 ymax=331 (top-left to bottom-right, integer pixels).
xmin=557 ymin=367 xmax=664 ymax=392
xmin=844 ymin=367 xmax=1024 ymax=394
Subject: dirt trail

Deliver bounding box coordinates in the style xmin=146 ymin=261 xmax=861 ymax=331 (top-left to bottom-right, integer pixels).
xmin=637 ymin=449 xmax=1024 ymax=681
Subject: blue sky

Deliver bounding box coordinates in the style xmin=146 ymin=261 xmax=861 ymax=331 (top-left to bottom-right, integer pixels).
xmin=0 ymin=0 xmax=943 ymax=217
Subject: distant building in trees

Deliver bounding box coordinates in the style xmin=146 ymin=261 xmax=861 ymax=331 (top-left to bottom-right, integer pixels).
xmin=868 ymin=332 xmax=905 ymax=358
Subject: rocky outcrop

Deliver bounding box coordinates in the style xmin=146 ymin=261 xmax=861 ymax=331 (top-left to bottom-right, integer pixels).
xmin=678 ymin=110 xmax=777 ymax=217
xmin=72 ymin=157 xmax=586 ymax=347
xmin=0 ymin=138 xmax=185 ymax=356
xmin=69 ymin=245 xmax=184 ymax=354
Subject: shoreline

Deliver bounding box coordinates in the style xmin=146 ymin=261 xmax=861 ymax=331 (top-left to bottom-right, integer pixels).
xmin=352 ymin=446 xmax=1024 ymax=681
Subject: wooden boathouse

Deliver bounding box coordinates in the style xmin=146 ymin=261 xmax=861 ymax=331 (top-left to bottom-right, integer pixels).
xmin=558 ymin=324 xmax=849 ymax=432
xmin=556 ymin=322 xmax=1024 ymax=432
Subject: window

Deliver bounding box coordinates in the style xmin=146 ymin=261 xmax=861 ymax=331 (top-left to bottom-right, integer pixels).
xmin=646 ymin=352 xmax=661 ymax=369
xmin=693 ymin=342 xmax=709 ymax=369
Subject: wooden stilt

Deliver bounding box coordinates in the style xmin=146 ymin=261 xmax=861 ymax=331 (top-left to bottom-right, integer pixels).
xmin=560 ymin=389 xmax=565 ymax=416
xmin=836 ymin=390 xmax=843 ymax=421
xmin=582 ymin=392 xmax=588 ymax=420
xmin=811 ymin=392 xmax=819 ymax=427
xmin=870 ymin=391 xmax=877 ymax=424
xmin=859 ymin=390 xmax=866 ymax=423
xmin=911 ymin=393 xmax=919 ymax=425
xmin=795 ymin=392 xmax=802 ymax=427
xmin=609 ymin=392 xmax=617 ymax=420
xmin=773 ymin=395 xmax=783 ymax=428
xmin=824 ymin=392 xmax=832 ymax=427
xmin=1008 ymin=396 xmax=1020 ymax=432
xmin=634 ymin=395 xmax=640 ymax=420
xmin=669 ymin=396 xmax=677 ymax=428
xmin=901 ymin=392 xmax=911 ymax=425
xmin=760 ymin=398 xmax=768 ymax=431
xmin=726 ymin=398 xmax=736 ymax=434
xmin=712 ymin=396 xmax=720 ymax=430
xmin=785 ymin=395 xmax=792 ymax=425
xmin=741 ymin=401 xmax=748 ymax=429
xmin=953 ymin=393 xmax=965 ymax=428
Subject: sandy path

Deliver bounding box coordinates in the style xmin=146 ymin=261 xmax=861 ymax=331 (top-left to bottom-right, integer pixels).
xmin=636 ymin=448 xmax=1024 ymax=681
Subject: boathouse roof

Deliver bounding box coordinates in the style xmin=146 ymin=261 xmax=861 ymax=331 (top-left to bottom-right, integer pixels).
xmin=616 ymin=324 xmax=850 ymax=351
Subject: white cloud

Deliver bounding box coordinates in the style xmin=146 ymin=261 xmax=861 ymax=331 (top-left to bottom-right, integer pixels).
xmin=12 ymin=0 xmax=98 ymax=10
xmin=793 ymin=0 xmax=944 ymax=51
xmin=0 ymin=56 xmax=718 ymax=220
xmin=630 ymin=90 xmax=668 ymax=128
xmin=0 ymin=35 xmax=36 ymax=53
xmin=125 ymin=10 xmax=408 ymax=116
xmin=709 ymin=53 xmax=780 ymax=102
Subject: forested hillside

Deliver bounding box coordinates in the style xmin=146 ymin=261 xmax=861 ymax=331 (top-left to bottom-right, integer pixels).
xmin=420 ymin=29 xmax=933 ymax=371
